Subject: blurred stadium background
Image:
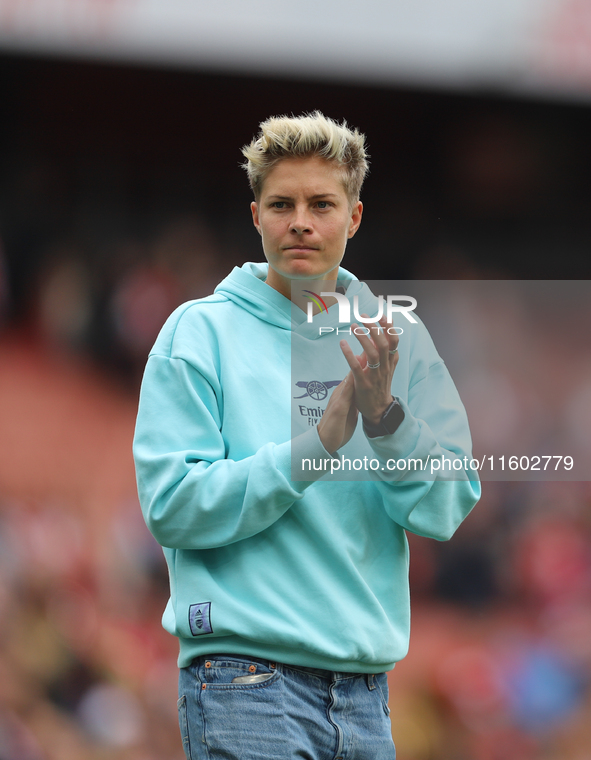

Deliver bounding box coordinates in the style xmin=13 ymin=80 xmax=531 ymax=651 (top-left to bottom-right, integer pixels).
xmin=1 ymin=1 xmax=591 ymax=758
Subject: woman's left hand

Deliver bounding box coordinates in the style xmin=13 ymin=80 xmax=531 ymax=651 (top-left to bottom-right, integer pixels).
xmin=339 ymin=314 xmax=400 ymax=425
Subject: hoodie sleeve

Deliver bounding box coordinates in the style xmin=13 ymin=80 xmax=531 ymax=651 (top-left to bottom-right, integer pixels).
xmin=363 ymin=358 xmax=481 ymax=541
xmin=133 ymin=351 xmax=331 ymax=551
xmin=354 ymin=314 xmax=480 ymax=541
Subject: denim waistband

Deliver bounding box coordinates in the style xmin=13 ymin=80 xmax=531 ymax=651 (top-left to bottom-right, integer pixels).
xmin=192 ymin=653 xmax=382 ymax=682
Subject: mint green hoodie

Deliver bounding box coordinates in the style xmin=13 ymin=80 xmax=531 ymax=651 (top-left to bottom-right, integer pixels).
xmin=133 ymin=263 xmax=480 ymax=672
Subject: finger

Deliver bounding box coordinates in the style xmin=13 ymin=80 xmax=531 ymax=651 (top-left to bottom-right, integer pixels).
xmin=350 ymin=324 xmax=380 ymax=366
xmin=371 ymin=315 xmax=396 ymax=348
xmin=357 ymin=315 xmax=391 ymax=354
xmin=379 ymin=315 xmax=400 ymax=353
xmin=340 ymin=340 xmax=362 ymax=370
xmin=387 ymin=336 xmax=400 ymax=365
xmin=340 ymin=340 xmax=369 ymax=384
xmin=352 ymin=323 xmax=393 ymax=375
xmin=359 ymin=317 xmax=395 ymax=363
xmin=369 ymin=322 xmax=392 ymax=362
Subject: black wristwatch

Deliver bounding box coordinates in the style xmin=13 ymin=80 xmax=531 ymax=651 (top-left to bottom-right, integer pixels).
xmin=363 ymin=398 xmax=405 ymax=438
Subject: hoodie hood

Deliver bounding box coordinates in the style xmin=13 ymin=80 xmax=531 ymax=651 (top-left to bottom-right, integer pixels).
xmin=215 ymin=261 xmax=379 ymax=338
xmin=214 ymin=262 xmax=293 ymax=330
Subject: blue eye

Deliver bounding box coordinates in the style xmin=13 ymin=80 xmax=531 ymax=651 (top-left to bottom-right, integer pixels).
xmin=272 ymin=202 xmax=286 ymax=209
xmin=317 ymin=201 xmax=329 ymax=209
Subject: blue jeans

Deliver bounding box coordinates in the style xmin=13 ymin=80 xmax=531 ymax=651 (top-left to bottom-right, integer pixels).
xmin=178 ymin=653 xmax=396 ymax=760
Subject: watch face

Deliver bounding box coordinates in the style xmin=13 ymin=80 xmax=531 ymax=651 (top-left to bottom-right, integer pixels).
xmin=363 ymin=399 xmax=405 ymax=438
xmin=383 ymin=400 xmax=405 ymax=434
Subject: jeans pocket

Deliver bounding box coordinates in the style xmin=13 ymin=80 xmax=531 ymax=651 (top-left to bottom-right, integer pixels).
xmin=200 ymin=655 xmax=279 ymax=690
xmin=177 ymin=694 xmax=192 ymax=759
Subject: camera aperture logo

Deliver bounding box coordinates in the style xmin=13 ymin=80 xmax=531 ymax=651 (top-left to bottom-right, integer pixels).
xmin=303 ymin=290 xmax=330 ymax=315
xmin=305 ymin=291 xmax=417 ymax=336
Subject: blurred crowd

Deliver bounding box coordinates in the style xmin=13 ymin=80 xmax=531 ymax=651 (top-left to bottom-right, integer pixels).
xmin=1 ymin=56 xmax=591 ymax=760
xmin=1 ymin=210 xmax=240 ymax=387
xmin=392 ymin=481 xmax=591 ymax=760
xmin=0 ymin=490 xmax=180 ymax=760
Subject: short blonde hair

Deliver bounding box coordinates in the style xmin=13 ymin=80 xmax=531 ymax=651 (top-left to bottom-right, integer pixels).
xmin=241 ymin=111 xmax=369 ymax=203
